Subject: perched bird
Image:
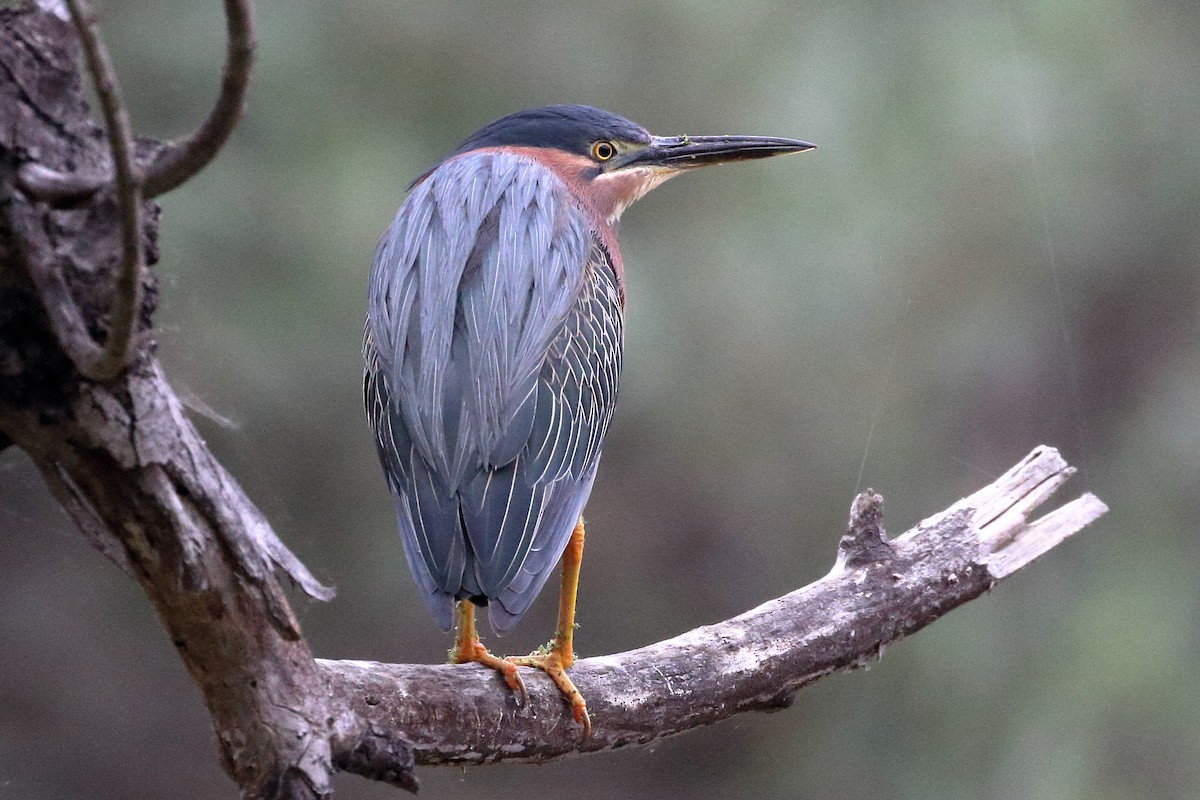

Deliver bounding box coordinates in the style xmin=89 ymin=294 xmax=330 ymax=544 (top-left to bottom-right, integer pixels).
xmin=364 ymin=104 xmax=813 ymax=733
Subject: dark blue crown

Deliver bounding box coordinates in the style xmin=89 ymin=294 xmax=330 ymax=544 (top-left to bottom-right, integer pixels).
xmin=449 ymin=105 xmax=651 ymax=159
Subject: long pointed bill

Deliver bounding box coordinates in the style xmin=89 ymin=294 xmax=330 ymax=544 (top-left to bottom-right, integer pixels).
xmin=617 ymin=134 xmax=816 ymax=171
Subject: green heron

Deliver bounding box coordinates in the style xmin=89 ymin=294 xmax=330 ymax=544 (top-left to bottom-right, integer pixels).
xmin=364 ymin=104 xmax=813 ymax=734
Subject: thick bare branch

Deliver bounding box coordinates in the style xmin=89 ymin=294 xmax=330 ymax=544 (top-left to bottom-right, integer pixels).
xmin=1 ymin=357 xmax=339 ymax=799
xmin=318 ymin=446 xmax=1105 ymax=769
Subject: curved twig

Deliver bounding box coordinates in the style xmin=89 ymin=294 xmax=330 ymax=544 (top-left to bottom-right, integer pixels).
xmin=64 ymin=0 xmax=142 ymax=382
xmin=141 ymin=0 xmax=254 ymax=198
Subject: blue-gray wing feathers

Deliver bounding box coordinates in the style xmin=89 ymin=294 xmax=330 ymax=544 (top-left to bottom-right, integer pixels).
xmin=365 ymin=151 xmax=623 ymax=633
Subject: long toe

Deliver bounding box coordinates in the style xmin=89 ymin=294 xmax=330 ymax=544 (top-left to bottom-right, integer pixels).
xmin=456 ymin=642 xmax=529 ymax=706
xmin=507 ymin=651 xmax=590 ymax=737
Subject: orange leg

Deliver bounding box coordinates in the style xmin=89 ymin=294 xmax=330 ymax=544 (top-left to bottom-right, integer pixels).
xmin=507 ymin=517 xmax=591 ymax=736
xmin=449 ymin=599 xmax=527 ymax=705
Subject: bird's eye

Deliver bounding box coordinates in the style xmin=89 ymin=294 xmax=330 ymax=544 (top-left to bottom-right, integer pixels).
xmin=591 ymin=141 xmax=617 ymax=162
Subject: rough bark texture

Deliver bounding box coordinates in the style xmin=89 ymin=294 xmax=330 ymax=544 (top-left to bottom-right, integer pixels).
xmin=0 ymin=3 xmax=1108 ymax=798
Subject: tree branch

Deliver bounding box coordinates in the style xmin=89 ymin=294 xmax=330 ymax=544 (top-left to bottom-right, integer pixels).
xmin=318 ymin=447 xmax=1105 ymax=769
xmin=0 ymin=3 xmax=1108 ymax=797
xmin=140 ymin=0 xmax=254 ymax=198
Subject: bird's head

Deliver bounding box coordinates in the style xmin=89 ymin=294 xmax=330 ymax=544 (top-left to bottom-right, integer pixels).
xmin=426 ymin=104 xmax=815 ymax=223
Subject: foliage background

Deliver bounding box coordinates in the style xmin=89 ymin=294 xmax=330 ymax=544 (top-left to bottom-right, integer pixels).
xmin=3 ymin=1 xmax=1198 ymax=798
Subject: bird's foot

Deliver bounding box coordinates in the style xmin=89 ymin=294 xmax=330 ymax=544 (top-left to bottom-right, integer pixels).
xmin=450 ymin=638 xmax=528 ymax=706
xmin=507 ymin=644 xmax=591 ymax=737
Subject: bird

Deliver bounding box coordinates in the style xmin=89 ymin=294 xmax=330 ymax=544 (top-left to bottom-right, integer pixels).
xmin=364 ymin=104 xmax=813 ymax=734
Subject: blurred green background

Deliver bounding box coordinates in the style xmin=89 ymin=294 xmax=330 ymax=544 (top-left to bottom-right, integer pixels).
xmin=3 ymin=0 xmax=1199 ymax=797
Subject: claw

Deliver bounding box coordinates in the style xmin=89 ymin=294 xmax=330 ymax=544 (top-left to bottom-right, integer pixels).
xmin=465 ymin=641 xmax=528 ymax=705
xmin=498 ymin=659 xmax=528 ymax=706
xmin=507 ymin=649 xmax=591 ymax=737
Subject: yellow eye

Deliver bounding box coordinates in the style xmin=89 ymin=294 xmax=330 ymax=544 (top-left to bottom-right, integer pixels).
xmin=591 ymin=141 xmax=617 ymax=161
